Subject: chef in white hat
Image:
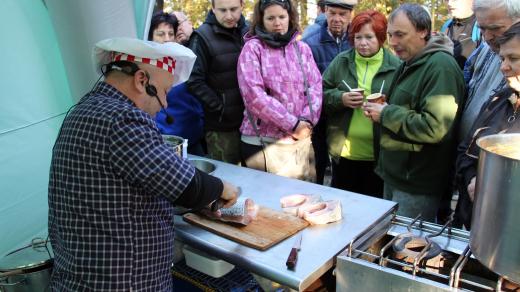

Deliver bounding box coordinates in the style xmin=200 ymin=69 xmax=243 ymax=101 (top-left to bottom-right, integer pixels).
xmin=48 ymin=37 xmax=239 ymax=291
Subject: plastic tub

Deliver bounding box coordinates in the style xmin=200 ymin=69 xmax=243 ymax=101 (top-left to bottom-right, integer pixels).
xmin=182 ymin=245 xmax=234 ymax=278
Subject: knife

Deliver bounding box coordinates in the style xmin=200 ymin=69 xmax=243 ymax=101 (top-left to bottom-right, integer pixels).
xmin=286 ymin=233 xmax=302 ymax=270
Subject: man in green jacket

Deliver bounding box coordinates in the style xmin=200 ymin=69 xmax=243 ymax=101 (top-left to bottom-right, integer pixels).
xmin=363 ymin=3 xmax=465 ymax=221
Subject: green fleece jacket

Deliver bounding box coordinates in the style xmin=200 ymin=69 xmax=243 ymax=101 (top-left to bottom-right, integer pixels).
xmin=377 ymin=34 xmax=465 ymax=195
xmin=323 ymin=48 xmax=401 ymax=163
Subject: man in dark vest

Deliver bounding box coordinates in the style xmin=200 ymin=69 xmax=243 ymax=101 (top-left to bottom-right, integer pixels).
xmin=187 ymin=0 xmax=248 ymax=164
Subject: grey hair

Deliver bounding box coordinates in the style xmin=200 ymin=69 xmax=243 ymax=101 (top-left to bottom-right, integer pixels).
xmin=473 ymin=0 xmax=520 ymax=20
xmin=389 ymin=3 xmax=432 ymax=41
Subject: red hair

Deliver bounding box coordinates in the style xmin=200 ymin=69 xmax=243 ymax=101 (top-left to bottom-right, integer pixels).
xmin=348 ymin=10 xmax=388 ymax=47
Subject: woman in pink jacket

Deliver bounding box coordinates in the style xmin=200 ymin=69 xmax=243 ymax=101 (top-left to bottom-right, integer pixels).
xmin=237 ymin=0 xmax=322 ymax=181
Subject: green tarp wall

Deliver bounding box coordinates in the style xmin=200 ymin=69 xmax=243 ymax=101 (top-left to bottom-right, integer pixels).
xmin=0 ymin=0 xmax=154 ymax=257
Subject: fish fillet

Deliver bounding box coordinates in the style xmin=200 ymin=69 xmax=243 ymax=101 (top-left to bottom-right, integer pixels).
xmin=302 ymin=200 xmax=342 ymax=225
xmin=280 ymin=194 xmax=322 ymax=216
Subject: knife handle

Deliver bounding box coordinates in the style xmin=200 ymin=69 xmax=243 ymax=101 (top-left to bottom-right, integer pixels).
xmin=286 ymin=247 xmax=298 ymax=269
xmin=210 ymin=199 xmax=221 ymax=212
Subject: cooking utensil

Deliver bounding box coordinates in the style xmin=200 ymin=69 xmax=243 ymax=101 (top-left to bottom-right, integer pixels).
xmin=286 ymin=233 xmax=302 ymax=269
xmin=471 ymin=133 xmax=520 ymax=283
xmin=0 ymin=238 xmax=54 ymax=292
xmin=162 ymin=135 xmax=184 ymax=158
xmin=183 ymin=207 xmax=308 ymax=250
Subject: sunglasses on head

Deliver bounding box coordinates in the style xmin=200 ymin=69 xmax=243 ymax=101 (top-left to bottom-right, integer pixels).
xmin=260 ymin=0 xmax=291 ymax=11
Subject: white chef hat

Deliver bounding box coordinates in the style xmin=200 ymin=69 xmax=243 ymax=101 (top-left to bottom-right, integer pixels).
xmin=93 ymin=37 xmax=196 ymax=86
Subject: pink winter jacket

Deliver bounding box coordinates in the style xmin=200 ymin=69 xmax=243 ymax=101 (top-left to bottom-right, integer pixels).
xmin=237 ymin=33 xmax=322 ymax=140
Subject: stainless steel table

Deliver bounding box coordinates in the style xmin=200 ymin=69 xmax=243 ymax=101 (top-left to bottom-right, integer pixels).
xmin=175 ymin=156 xmax=397 ymax=291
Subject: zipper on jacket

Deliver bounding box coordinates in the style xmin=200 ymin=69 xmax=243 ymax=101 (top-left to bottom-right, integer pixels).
xmin=405 ymin=152 xmax=412 ymax=180
xmin=362 ymin=62 xmax=369 ymax=85
xmin=219 ymin=93 xmax=226 ymax=122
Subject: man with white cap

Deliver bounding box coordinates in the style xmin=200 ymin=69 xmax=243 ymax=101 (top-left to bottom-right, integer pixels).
xmin=303 ymin=0 xmax=355 ymax=73
xmin=48 ymin=37 xmax=239 ymax=291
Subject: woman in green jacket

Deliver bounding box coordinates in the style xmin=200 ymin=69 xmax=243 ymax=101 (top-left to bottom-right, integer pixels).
xmin=322 ymin=10 xmax=400 ymax=197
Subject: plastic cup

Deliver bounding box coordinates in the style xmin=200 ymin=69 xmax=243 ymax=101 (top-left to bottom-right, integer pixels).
xmin=366 ymin=93 xmax=386 ymax=104
xmin=350 ymin=88 xmax=365 ymax=96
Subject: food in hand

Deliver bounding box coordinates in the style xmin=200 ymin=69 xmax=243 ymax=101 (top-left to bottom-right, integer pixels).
xmin=280 ymin=194 xmax=322 ymax=216
xmin=201 ymin=197 xmax=258 ymax=226
xmin=302 ymin=200 xmax=342 ymax=225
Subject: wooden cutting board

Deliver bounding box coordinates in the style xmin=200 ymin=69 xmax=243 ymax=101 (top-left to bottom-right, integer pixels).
xmin=183 ymin=206 xmax=308 ymax=250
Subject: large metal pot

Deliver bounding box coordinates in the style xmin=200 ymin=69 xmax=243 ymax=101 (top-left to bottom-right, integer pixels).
xmin=0 ymin=240 xmax=53 ymax=292
xmin=471 ymin=133 xmax=520 ymax=283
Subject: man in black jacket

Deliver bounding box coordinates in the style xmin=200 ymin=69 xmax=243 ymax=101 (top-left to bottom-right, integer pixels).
xmin=187 ymin=0 xmax=248 ymax=164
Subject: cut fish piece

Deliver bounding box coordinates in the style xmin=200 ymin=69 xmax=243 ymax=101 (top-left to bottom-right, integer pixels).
xmin=200 ymin=197 xmax=258 ymax=226
xmin=297 ymin=201 xmax=325 ymax=218
xmin=280 ymin=194 xmax=307 ymax=208
xmin=302 ymin=200 xmax=342 ymax=225
xmin=280 ymin=194 xmax=322 ymax=216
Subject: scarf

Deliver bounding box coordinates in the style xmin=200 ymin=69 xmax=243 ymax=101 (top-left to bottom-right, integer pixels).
xmin=255 ymin=26 xmax=295 ymax=48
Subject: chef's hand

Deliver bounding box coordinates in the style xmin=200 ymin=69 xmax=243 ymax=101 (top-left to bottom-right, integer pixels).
xmin=342 ymin=91 xmax=364 ymax=109
xmin=467 ymin=177 xmax=476 ymax=202
xmin=292 ymin=120 xmax=312 ymax=140
xmin=219 ymin=181 xmax=240 ymax=208
xmin=362 ymin=102 xmax=387 ymax=123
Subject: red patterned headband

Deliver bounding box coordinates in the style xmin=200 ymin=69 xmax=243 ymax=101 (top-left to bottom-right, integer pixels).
xmin=112 ymin=52 xmax=176 ymax=75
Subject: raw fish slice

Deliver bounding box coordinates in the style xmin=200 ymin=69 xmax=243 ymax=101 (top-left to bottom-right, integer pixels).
xmin=280 ymin=194 xmax=307 ymax=208
xmin=297 ymin=202 xmax=326 ymax=218
xmin=200 ymin=197 xmax=258 ymax=226
xmin=280 ymin=194 xmax=322 ymax=216
xmin=302 ymin=200 xmax=342 ymax=225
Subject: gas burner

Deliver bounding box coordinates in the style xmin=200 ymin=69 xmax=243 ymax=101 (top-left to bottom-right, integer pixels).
xmin=337 ymin=214 xmax=520 ymax=291
xmin=388 ymin=215 xmax=451 ymax=275
xmin=392 ymin=233 xmax=442 ymax=262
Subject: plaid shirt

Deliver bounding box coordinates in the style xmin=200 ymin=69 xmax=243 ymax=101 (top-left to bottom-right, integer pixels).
xmin=48 ymin=82 xmax=195 ymax=291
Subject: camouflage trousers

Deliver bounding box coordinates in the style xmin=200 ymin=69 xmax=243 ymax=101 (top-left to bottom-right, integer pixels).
xmin=205 ymin=130 xmax=241 ymax=165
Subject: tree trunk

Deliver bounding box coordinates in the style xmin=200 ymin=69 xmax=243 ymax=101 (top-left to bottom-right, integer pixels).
xmin=299 ymin=0 xmax=308 ymax=28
